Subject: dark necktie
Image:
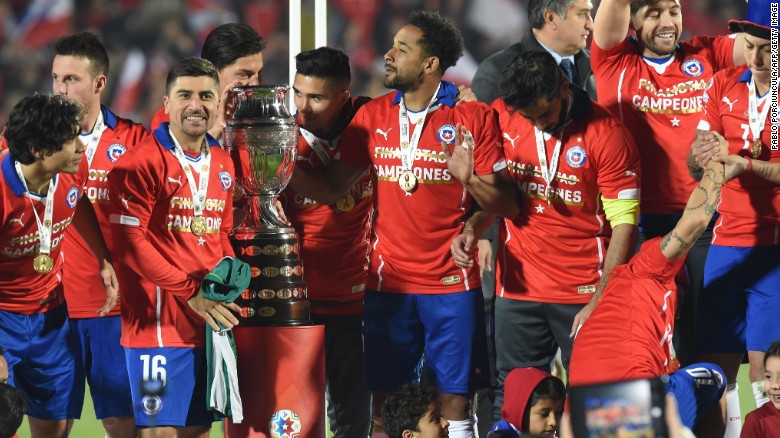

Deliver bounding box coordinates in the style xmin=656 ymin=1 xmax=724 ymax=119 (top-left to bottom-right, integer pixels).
xmin=560 ymin=58 xmax=575 ymax=83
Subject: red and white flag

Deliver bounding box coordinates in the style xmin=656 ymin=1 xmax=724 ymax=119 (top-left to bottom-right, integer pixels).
xmin=12 ymin=0 xmax=74 ymax=49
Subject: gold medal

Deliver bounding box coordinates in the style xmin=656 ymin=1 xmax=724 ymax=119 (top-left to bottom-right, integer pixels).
xmin=399 ymin=171 xmax=418 ymax=193
xmin=751 ymin=139 xmax=763 ymax=158
xmin=33 ymin=254 xmax=54 ymax=275
xmin=401 ymin=141 xmax=409 ymax=149
xmin=190 ymin=216 xmax=207 ymax=236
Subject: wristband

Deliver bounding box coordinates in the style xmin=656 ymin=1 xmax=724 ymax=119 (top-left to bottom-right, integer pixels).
xmin=746 ymin=157 xmax=753 ymax=174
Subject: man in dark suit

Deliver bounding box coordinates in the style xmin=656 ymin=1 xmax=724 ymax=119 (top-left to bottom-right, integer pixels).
xmin=472 ymin=0 xmax=597 ymax=103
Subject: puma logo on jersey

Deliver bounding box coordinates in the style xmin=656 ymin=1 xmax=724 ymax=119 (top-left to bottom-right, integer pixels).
xmin=296 ymin=155 xmax=316 ymax=167
xmin=722 ymin=97 xmax=738 ymax=112
xmin=375 ymin=128 xmax=392 ymax=141
xmin=503 ymin=132 xmax=520 ymax=149
xmin=167 ymin=176 xmax=183 ymax=187
xmin=120 ymin=194 xmax=133 ymax=209
xmin=8 ymin=213 xmax=24 ymax=227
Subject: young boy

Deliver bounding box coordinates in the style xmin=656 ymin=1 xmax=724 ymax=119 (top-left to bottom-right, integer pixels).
xmin=487 ymin=368 xmax=565 ymax=437
xmin=383 ymin=383 xmax=449 ymax=438
xmin=741 ymin=340 xmax=780 ymax=437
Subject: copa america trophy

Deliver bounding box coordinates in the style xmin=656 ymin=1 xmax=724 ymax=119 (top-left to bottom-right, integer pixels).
xmin=225 ymin=85 xmax=310 ymax=326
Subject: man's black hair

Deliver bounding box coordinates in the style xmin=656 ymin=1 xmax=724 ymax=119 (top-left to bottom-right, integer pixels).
xmin=54 ymin=31 xmax=110 ymax=77
xmin=5 ymin=94 xmax=82 ymax=165
xmin=500 ymin=51 xmax=564 ymax=109
xmin=408 ymin=10 xmax=464 ymax=73
xmin=165 ymin=57 xmax=220 ymax=96
xmin=383 ymin=382 xmax=440 ymax=438
xmin=295 ymin=47 xmax=351 ymax=87
xmin=528 ymin=0 xmax=579 ymax=29
xmin=201 ymin=23 xmax=266 ymax=71
xmin=0 ymin=383 xmax=26 ymax=438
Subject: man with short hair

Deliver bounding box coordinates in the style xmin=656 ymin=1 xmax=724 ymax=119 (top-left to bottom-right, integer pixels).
xmin=284 ymin=46 xmax=373 ymax=438
xmin=446 ymin=51 xmax=640 ymax=419
xmin=472 ymin=0 xmax=596 ymax=104
xmin=151 ymin=22 xmax=266 ymax=139
xmin=1 ymin=93 xmax=118 ymax=438
xmin=591 ymin=0 xmax=745 ymax=376
xmin=52 ymin=32 xmax=149 ymax=438
xmin=290 ymin=11 xmax=517 ymax=438
xmin=687 ymin=2 xmax=779 ymax=432
xmin=108 ymin=58 xmax=240 ymax=437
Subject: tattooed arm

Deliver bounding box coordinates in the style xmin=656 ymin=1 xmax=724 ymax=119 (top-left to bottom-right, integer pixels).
xmin=661 ymin=139 xmax=728 ymax=259
xmin=713 ymin=154 xmax=780 ymax=184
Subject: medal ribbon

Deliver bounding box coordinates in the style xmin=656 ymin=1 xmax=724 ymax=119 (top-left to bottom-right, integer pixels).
xmin=398 ymin=83 xmax=442 ymax=173
xmin=81 ymin=111 xmax=107 ymax=167
xmin=14 ymin=161 xmax=59 ymax=256
xmin=747 ymin=76 xmax=773 ymax=145
xmin=533 ymin=126 xmax=565 ymax=203
xmin=168 ymin=130 xmax=212 ymax=222
xmin=299 ymin=127 xmax=336 ymax=167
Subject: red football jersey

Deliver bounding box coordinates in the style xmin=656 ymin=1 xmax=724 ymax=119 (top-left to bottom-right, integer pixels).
xmin=282 ymin=97 xmax=372 ymax=314
xmin=338 ymin=82 xmax=506 ymax=294
xmin=568 ymin=237 xmax=686 ymax=386
xmin=700 ymin=67 xmax=780 ymax=246
xmin=592 ymin=36 xmax=735 ymax=214
xmin=62 ymin=107 xmax=150 ymax=318
xmin=0 ymin=155 xmax=87 ymax=314
xmin=492 ymin=91 xmax=641 ymax=304
xmin=108 ymin=124 xmax=235 ymax=348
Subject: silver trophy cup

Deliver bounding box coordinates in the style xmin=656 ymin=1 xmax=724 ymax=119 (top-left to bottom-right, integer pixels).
xmin=224 ymin=85 xmax=299 ymax=234
xmin=225 ymin=85 xmax=310 ymax=326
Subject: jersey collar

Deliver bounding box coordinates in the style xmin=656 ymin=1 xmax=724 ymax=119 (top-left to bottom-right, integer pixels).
xmin=392 ymin=80 xmax=458 ymax=109
xmin=152 ymin=122 xmax=219 ymax=151
xmin=2 ymin=154 xmax=28 ymax=197
xmin=738 ymin=69 xmax=753 ymax=83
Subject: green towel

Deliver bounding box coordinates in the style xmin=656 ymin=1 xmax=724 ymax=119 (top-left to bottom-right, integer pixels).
xmin=203 ymin=256 xmax=251 ymax=422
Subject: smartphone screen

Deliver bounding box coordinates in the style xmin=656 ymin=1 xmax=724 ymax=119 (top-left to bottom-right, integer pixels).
xmin=569 ymin=378 xmax=667 ymax=438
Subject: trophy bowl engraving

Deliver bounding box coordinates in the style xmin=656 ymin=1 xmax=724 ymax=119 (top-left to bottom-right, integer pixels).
xmin=224 ymin=85 xmax=299 ymax=232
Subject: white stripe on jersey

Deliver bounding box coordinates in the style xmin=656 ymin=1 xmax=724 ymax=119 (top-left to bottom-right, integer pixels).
xmin=156 ymin=286 xmax=164 ymax=348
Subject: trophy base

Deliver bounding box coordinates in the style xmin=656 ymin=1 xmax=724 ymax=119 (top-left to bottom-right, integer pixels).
xmin=231 ymin=231 xmax=311 ymax=327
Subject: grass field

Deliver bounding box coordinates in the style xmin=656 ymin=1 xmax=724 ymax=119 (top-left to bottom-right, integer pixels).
xmin=14 ymin=364 xmax=758 ymax=437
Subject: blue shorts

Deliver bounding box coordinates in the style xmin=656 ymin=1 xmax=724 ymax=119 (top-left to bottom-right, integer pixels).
xmin=125 ymin=347 xmax=213 ymax=428
xmin=0 ymin=304 xmax=75 ymax=420
xmin=363 ymin=288 xmax=490 ymax=394
xmin=666 ymin=363 xmax=726 ymax=430
xmin=68 ymin=316 xmax=133 ymax=419
xmin=697 ymin=245 xmax=780 ymax=353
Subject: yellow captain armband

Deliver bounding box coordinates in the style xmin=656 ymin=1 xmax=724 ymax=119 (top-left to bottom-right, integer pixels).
xmin=601 ymin=197 xmax=640 ymax=227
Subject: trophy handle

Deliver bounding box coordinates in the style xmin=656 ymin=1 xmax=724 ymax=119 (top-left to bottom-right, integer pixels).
xmin=261 ymin=195 xmax=289 ymax=228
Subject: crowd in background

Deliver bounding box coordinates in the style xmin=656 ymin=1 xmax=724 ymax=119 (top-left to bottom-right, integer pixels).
xmin=0 ymin=0 xmax=744 ymax=126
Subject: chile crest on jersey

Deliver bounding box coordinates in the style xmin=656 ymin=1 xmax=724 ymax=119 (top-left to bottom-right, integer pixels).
xmin=66 ymin=186 xmax=79 ymax=208
xmin=682 ymin=58 xmax=704 ymax=77
xmin=437 ymin=124 xmax=456 ymax=144
xmin=106 ymin=143 xmax=127 ymax=163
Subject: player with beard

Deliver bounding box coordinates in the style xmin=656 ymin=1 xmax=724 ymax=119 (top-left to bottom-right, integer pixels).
xmin=686 ymin=2 xmax=779 ymax=434
xmin=591 ymin=0 xmax=746 ymax=382
xmin=50 ymin=32 xmax=150 ymax=438
xmin=446 ymin=50 xmax=640 ymax=419
xmin=289 ymin=11 xmax=517 ymax=438
xmin=108 ymin=58 xmax=240 ymax=436
xmin=282 ymin=47 xmax=373 ymax=438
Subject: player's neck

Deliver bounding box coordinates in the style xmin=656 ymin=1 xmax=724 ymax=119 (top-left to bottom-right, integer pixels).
xmin=755 ymin=79 xmax=770 ymax=97
xmin=401 ymin=79 xmax=440 ymax=112
xmin=80 ymin=105 xmax=101 ymax=134
xmin=170 ymin=129 xmax=206 ymax=153
xmin=19 ymin=162 xmax=54 ymax=194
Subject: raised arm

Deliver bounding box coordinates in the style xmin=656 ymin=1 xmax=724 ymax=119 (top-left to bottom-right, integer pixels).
xmin=662 ymin=142 xmax=727 ymax=259
xmin=593 ymin=0 xmax=632 ymax=51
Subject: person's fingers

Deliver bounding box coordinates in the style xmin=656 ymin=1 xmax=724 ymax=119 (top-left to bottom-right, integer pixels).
xmin=204 ymin=314 xmax=221 ymax=332
xmin=225 ymin=302 xmax=242 ymax=314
